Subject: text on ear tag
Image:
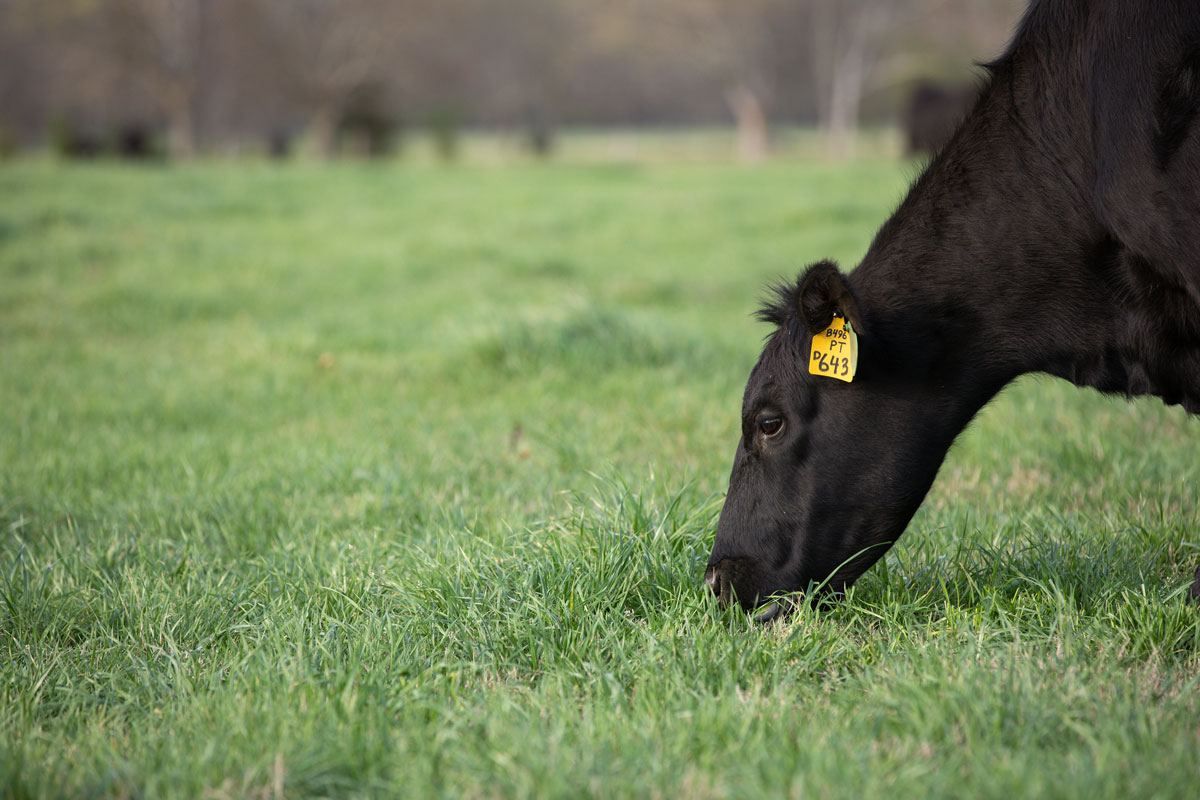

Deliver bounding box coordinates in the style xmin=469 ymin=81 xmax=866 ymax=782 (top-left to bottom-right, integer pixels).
xmin=808 ymin=316 xmax=857 ymax=382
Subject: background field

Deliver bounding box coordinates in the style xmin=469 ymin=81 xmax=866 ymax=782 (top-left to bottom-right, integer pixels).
xmin=2 ymin=153 xmax=1199 ymax=798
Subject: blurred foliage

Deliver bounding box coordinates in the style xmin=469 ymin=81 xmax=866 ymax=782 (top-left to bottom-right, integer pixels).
xmin=428 ymin=106 xmax=461 ymax=162
xmin=0 ymin=0 xmax=1025 ymax=158
xmin=0 ymin=124 xmax=19 ymax=159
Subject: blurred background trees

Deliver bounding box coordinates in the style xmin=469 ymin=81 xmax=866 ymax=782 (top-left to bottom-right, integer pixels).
xmin=0 ymin=0 xmax=1024 ymax=159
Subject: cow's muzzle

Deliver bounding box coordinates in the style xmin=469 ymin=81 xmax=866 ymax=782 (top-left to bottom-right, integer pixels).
xmin=703 ymin=561 xmax=731 ymax=605
xmin=706 ymin=557 xmax=793 ymax=623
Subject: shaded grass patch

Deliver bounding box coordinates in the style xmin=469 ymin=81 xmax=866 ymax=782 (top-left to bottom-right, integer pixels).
xmin=467 ymin=302 xmax=717 ymax=378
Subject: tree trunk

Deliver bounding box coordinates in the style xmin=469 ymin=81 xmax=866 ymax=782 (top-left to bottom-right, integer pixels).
xmin=308 ymin=104 xmax=339 ymax=159
xmin=725 ymin=85 xmax=768 ymax=164
xmin=825 ymin=39 xmax=867 ymax=159
xmin=164 ymin=87 xmax=198 ymax=159
xmin=810 ymin=2 xmax=890 ymax=160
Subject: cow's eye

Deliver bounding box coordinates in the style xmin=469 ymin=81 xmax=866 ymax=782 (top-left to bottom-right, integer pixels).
xmin=757 ymin=417 xmax=784 ymax=438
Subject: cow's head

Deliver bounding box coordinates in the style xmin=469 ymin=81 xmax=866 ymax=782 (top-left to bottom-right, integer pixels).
xmin=706 ymin=260 xmax=979 ymax=619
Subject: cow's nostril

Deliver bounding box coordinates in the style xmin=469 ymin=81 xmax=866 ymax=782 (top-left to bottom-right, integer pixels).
xmin=704 ymin=563 xmax=729 ymax=604
xmin=704 ymin=565 xmax=720 ymax=596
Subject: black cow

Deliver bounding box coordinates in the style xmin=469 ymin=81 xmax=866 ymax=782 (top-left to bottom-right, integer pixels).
xmin=707 ymin=0 xmax=1200 ymax=619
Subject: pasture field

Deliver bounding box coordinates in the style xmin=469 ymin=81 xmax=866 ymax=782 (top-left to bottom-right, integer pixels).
xmin=2 ymin=155 xmax=1199 ymax=798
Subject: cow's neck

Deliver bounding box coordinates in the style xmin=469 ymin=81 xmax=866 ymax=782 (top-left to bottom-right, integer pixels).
xmin=851 ymin=61 xmax=1200 ymax=419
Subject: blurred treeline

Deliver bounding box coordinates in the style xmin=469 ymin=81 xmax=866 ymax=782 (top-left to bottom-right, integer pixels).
xmin=0 ymin=0 xmax=1023 ymax=160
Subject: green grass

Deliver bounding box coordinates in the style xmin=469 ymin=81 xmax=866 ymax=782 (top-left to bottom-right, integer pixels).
xmin=2 ymin=156 xmax=1198 ymax=799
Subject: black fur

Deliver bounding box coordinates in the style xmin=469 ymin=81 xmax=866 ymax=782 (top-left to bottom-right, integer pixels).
xmin=707 ymin=0 xmax=1200 ymax=613
xmin=1156 ymin=44 xmax=1200 ymax=170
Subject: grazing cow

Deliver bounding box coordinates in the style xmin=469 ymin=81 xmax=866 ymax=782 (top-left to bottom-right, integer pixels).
xmin=706 ymin=0 xmax=1200 ymax=619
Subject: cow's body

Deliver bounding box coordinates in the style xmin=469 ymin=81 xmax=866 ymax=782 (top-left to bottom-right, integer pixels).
xmin=707 ymin=0 xmax=1200 ymax=617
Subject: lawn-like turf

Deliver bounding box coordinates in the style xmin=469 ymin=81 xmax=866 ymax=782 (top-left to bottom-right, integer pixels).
xmin=2 ymin=156 xmax=1198 ymax=798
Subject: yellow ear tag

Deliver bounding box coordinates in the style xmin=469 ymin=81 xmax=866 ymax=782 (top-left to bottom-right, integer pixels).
xmin=808 ymin=315 xmax=857 ymax=382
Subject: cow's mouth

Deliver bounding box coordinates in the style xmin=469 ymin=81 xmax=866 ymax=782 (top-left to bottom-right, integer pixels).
xmin=753 ymin=600 xmax=789 ymax=623
xmin=705 ymin=557 xmax=801 ymax=620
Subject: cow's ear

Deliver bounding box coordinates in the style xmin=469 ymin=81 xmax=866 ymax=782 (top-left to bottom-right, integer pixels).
xmin=797 ymin=260 xmax=864 ymax=335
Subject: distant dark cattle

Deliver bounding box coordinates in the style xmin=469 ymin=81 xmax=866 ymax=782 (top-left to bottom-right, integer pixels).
xmin=267 ymin=130 xmax=293 ymax=160
xmin=903 ymin=81 xmax=978 ymax=155
xmin=707 ymin=0 xmax=1200 ymax=619
xmin=116 ymin=125 xmax=154 ymax=159
xmin=340 ymin=83 xmax=398 ymax=158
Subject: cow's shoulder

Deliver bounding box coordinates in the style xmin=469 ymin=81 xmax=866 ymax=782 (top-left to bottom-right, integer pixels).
xmin=1087 ymin=1 xmax=1200 ymax=289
